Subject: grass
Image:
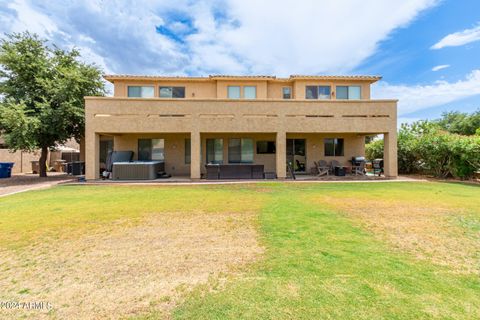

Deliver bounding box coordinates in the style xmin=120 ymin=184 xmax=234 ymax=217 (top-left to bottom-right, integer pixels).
xmin=0 ymin=184 xmax=266 ymax=250
xmin=0 ymin=181 xmax=479 ymax=319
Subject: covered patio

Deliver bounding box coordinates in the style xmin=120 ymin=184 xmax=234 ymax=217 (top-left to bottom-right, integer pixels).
xmin=88 ymin=131 xmax=396 ymax=181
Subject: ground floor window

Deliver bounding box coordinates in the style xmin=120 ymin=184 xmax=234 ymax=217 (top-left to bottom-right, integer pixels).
xmin=229 ymin=138 xmax=254 ymax=163
xmin=206 ymin=139 xmax=223 ymax=164
xmin=99 ymin=140 xmax=113 ymax=164
xmin=256 ymin=141 xmax=276 ymax=154
xmin=138 ymin=139 xmax=164 ymax=161
xmin=324 ymin=138 xmax=344 ymax=156
xmin=185 ymin=139 xmax=191 ymax=164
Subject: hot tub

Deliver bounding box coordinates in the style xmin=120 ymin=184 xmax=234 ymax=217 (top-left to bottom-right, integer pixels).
xmin=112 ymin=161 xmax=165 ymax=180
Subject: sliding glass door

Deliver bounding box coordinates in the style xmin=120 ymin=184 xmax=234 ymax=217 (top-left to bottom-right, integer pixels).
xmin=286 ymin=139 xmax=306 ymax=173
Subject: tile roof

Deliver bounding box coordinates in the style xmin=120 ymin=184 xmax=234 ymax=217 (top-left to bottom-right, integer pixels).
xmin=103 ymin=74 xmax=382 ymax=82
xmin=290 ymin=75 xmax=382 ymax=81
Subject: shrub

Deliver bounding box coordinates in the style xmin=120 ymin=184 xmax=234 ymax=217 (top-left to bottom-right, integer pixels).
xmin=365 ymin=138 xmax=383 ymax=160
xmin=364 ymin=120 xmax=480 ymax=179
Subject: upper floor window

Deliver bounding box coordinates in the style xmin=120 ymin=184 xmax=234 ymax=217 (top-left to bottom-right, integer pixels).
xmin=282 ymin=87 xmax=292 ymax=99
xmin=244 ymin=86 xmax=257 ymax=99
xmin=336 ymin=86 xmax=361 ymax=100
xmin=128 ymin=86 xmax=154 ymax=98
xmin=227 ymin=86 xmax=257 ymax=99
xmin=306 ymin=86 xmax=331 ymax=100
xmin=227 ymin=86 xmax=241 ymax=99
xmin=159 ymin=86 xmax=185 ymax=98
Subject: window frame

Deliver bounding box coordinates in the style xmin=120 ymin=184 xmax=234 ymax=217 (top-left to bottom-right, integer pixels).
xmin=336 ymin=85 xmax=361 ymax=100
xmin=228 ymin=138 xmax=254 ymax=163
xmin=159 ymin=86 xmax=186 ymax=98
xmin=243 ymin=86 xmax=257 ymax=99
xmin=256 ymin=141 xmax=276 ymax=154
xmin=324 ymin=138 xmax=344 ymax=157
xmin=227 ymin=86 xmax=241 ymax=99
xmin=348 ymin=86 xmax=361 ymax=99
xmin=306 ymin=85 xmax=331 ymax=100
xmin=305 ymin=86 xmax=318 ymax=99
xmin=206 ymin=139 xmax=223 ymax=164
xmin=138 ymin=139 xmax=165 ymax=161
xmin=282 ymin=87 xmax=292 ymax=99
xmin=318 ymin=86 xmax=331 ymax=100
xmin=127 ymin=86 xmax=155 ymax=98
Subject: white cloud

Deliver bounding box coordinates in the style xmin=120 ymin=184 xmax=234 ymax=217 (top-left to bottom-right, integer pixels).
xmin=5 ymin=0 xmax=59 ymax=38
xmin=372 ymin=69 xmax=480 ymax=115
xmin=431 ymin=64 xmax=450 ymax=71
xmin=0 ymin=0 xmax=438 ymax=76
xmin=211 ymin=0 xmax=438 ymax=75
xmin=431 ymin=24 xmax=480 ymax=49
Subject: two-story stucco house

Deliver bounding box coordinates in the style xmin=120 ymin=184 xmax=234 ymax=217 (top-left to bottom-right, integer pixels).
xmin=84 ymin=75 xmax=397 ymax=180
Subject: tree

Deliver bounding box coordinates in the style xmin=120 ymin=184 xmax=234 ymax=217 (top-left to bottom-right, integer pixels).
xmin=435 ymin=110 xmax=480 ymax=136
xmin=0 ymin=32 xmax=105 ymax=177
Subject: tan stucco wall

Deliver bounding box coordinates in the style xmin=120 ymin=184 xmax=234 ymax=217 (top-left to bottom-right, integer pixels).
xmin=112 ymin=78 xmax=373 ymax=100
xmin=85 ymin=98 xmax=396 ymax=134
xmin=85 ymin=93 xmax=397 ymax=180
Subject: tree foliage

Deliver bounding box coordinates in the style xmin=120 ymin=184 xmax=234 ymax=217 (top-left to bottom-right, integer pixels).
xmin=434 ymin=110 xmax=480 ymax=136
xmin=365 ymin=120 xmax=480 ymax=179
xmin=0 ymin=32 xmax=105 ymax=176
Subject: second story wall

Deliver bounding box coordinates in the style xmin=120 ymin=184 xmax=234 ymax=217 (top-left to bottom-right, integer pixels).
xmin=107 ymin=75 xmax=379 ymax=100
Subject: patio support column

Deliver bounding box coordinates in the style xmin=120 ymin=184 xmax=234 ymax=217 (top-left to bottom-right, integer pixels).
xmin=383 ymin=131 xmax=398 ymax=177
xmin=85 ymin=131 xmax=100 ymax=180
xmin=79 ymin=137 xmax=85 ymax=162
xmin=190 ymin=131 xmax=201 ymax=180
xmin=276 ymin=131 xmax=286 ymax=179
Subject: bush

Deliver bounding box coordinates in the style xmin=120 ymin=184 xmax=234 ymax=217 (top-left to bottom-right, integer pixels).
xmin=365 ymin=121 xmax=480 ymax=179
xmin=365 ymin=138 xmax=383 ymax=160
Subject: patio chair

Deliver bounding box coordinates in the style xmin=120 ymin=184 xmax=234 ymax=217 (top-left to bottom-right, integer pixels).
xmin=330 ymin=160 xmax=340 ymax=174
xmin=316 ymin=160 xmax=330 ymax=176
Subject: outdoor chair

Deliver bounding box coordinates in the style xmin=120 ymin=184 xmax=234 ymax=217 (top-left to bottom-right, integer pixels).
xmin=330 ymin=160 xmax=340 ymax=174
xmin=316 ymin=160 xmax=330 ymax=176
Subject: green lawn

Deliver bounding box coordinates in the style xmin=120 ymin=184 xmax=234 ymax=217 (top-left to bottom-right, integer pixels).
xmin=0 ymin=182 xmax=479 ymax=319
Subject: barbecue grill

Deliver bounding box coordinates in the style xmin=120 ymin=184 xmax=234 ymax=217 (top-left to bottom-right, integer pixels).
xmin=351 ymin=156 xmax=366 ymax=166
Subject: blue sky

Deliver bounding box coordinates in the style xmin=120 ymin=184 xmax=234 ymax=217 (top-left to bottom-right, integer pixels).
xmin=0 ymin=0 xmax=479 ymax=124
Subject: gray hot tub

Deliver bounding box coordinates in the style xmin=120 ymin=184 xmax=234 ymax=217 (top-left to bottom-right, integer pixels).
xmin=112 ymin=161 xmax=165 ymax=180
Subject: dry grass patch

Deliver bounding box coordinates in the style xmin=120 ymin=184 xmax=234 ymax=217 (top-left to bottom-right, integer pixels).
xmin=0 ymin=211 xmax=262 ymax=319
xmin=311 ymin=195 xmax=479 ymax=274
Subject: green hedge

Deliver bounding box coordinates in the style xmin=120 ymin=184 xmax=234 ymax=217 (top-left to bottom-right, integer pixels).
xmin=366 ymin=121 xmax=480 ymax=179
